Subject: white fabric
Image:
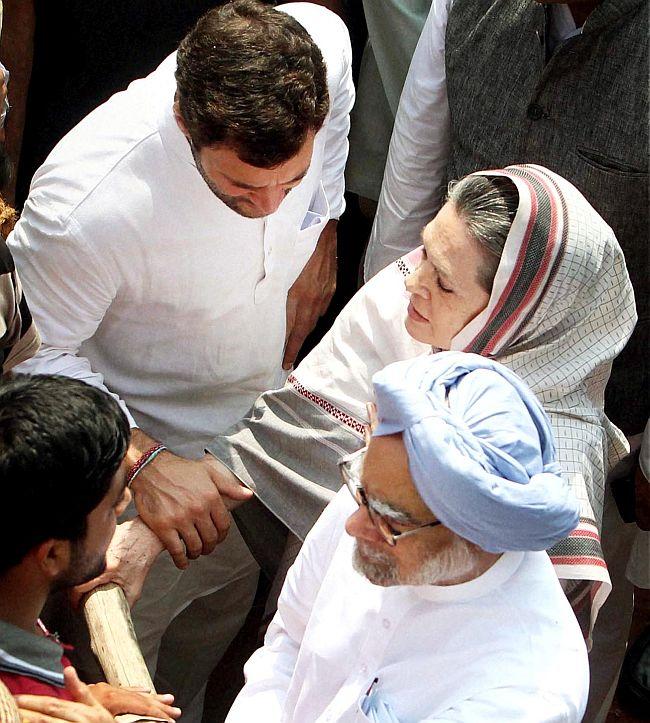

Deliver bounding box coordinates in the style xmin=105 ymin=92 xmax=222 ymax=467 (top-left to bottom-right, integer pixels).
xmin=227 ymin=489 xmax=589 ymax=723
xmin=364 ymin=0 xmax=588 ymax=279
xmin=364 ymin=0 xmax=451 ymax=279
xmin=8 ymin=2 xmax=354 ymax=459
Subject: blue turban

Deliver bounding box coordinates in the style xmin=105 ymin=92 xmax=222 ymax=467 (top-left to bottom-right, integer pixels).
xmin=372 ymin=352 xmax=579 ymax=553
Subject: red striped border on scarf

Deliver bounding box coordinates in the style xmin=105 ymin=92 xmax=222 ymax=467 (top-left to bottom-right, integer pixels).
xmin=463 ymin=165 xmax=567 ymax=355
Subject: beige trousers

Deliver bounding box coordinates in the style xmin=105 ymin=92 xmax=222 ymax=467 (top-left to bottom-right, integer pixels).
xmin=131 ymin=523 xmax=259 ymax=723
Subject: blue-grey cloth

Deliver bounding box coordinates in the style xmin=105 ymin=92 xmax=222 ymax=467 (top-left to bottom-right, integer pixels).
xmin=372 ymin=352 xmax=580 ymax=553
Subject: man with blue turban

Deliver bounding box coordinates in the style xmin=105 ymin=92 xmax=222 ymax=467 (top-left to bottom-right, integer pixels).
xmin=226 ymin=353 xmax=589 ymax=722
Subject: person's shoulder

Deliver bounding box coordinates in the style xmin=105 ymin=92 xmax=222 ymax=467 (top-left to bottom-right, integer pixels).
xmin=26 ymin=55 xmax=177 ymax=222
xmin=506 ymin=551 xmax=579 ymax=623
xmin=277 ymin=3 xmax=351 ymax=67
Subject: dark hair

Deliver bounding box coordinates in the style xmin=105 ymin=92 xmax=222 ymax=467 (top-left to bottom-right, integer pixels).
xmin=175 ymin=0 xmax=329 ymax=167
xmin=0 ymin=144 xmax=13 ymax=193
xmin=0 ymin=375 xmax=130 ymax=574
xmin=447 ymin=175 xmax=519 ymax=292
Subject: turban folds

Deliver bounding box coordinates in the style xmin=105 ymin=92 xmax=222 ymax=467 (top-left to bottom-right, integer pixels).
xmin=372 ymin=352 xmax=579 ymax=553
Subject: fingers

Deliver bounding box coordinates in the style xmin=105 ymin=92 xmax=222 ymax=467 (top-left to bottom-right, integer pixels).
xmin=363 ymin=402 xmax=378 ymax=445
xmin=159 ymin=529 xmax=190 ymax=569
xmin=194 ymin=515 xmax=220 ymax=556
xmin=180 ymin=524 xmax=203 ymax=560
xmin=63 ymin=667 xmax=91 ymax=705
xmin=95 ymin=687 xmax=181 ymax=721
xmin=207 ymin=494 xmax=232 ymax=545
xmin=71 ymin=571 xmax=111 ymax=605
xmin=204 ymin=456 xmax=255 ymax=501
xmin=16 ymin=696 xmax=100 ymax=723
xmin=17 ymin=705 xmax=81 ymax=723
xmin=283 ymin=315 xmax=315 ymax=370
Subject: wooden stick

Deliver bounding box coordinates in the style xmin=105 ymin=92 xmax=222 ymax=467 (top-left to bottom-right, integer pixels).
xmin=83 ymin=583 xmax=165 ymax=723
xmin=83 ymin=583 xmax=154 ymax=691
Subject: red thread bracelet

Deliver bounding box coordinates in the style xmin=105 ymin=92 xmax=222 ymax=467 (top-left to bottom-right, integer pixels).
xmin=127 ymin=442 xmax=167 ymax=486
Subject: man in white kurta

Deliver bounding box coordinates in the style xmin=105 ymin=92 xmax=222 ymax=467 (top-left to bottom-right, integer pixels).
xmin=8 ymin=2 xmax=353 ymax=717
xmin=227 ymin=354 xmax=590 ymax=722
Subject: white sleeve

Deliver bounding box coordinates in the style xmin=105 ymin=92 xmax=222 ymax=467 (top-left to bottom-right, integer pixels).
xmin=7 ymin=211 xmax=137 ymax=426
xmin=226 ymin=491 xmax=350 ymax=722
xmin=364 ymin=0 xmax=452 ymax=280
xmin=279 ymin=3 xmax=354 ymax=220
xmin=319 ymin=12 xmax=354 ymax=220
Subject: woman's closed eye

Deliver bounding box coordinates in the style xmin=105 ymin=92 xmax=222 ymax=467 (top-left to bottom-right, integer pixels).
xmin=431 ymin=264 xmax=453 ymax=293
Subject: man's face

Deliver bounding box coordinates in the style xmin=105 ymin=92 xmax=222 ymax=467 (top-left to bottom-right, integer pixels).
xmin=189 ymin=132 xmax=315 ymax=219
xmin=55 ymin=463 xmax=131 ymax=590
xmin=344 ymin=434 xmax=476 ymax=587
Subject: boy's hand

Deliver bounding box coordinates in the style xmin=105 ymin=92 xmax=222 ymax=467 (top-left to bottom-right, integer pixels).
xmin=15 ymin=667 xmax=114 ymax=722
xmin=88 ymin=683 xmax=180 ymax=721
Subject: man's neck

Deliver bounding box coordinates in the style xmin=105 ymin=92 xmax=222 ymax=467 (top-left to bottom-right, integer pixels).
xmin=0 ymin=568 xmax=48 ymax=633
xmin=440 ymin=549 xmax=502 ymax=585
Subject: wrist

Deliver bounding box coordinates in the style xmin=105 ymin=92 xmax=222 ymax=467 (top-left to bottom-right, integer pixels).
xmin=319 ymin=219 xmax=338 ymax=248
xmin=126 ymin=429 xmax=169 ymax=489
xmin=126 ymin=443 xmax=167 ymax=486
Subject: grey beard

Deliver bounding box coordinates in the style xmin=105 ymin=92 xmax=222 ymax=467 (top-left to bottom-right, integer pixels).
xmin=352 ymin=544 xmax=400 ymax=586
xmin=352 ymin=536 xmax=477 ymax=587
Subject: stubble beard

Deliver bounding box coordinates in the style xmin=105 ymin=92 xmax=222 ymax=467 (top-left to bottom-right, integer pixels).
xmin=53 ymin=543 xmax=107 ymax=593
xmin=189 ymin=141 xmax=267 ymax=219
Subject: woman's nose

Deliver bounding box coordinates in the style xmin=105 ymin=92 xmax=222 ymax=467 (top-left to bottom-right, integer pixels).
xmin=405 ymin=263 xmax=429 ymax=298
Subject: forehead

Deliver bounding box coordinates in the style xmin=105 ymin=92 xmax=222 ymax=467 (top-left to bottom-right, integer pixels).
xmin=201 ymin=133 xmax=315 ymax=187
xmin=422 ymin=202 xmax=483 ymax=267
xmin=362 ymin=434 xmax=432 ymax=520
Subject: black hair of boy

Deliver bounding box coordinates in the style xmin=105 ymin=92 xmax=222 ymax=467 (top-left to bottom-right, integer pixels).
xmin=0 ymin=375 xmax=130 ymax=575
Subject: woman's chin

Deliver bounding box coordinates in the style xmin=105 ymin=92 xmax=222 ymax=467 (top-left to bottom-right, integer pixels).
xmin=404 ymin=317 xmax=451 ymax=351
xmin=404 ymin=315 xmax=435 ymax=345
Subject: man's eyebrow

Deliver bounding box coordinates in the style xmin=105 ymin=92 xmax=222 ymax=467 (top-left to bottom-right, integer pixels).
xmin=368 ymin=497 xmax=421 ymax=526
xmin=224 ymin=167 xmax=309 ymax=190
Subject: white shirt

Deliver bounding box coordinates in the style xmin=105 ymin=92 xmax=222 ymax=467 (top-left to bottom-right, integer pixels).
xmin=364 ymin=0 xmax=584 ymax=280
xmin=228 ymin=490 xmax=589 ymax=722
xmin=9 ymin=3 xmax=354 ymax=459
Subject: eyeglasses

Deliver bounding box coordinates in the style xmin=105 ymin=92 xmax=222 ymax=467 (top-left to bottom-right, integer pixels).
xmin=338 ymin=447 xmax=442 ymax=546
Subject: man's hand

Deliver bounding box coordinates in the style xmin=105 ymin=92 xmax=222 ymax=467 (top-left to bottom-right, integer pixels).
xmin=15 ymin=667 xmax=114 ymax=723
xmin=73 ymin=518 xmax=164 ymax=607
xmin=283 ymin=219 xmax=337 ymax=370
xmin=88 ymin=683 xmax=180 ymax=721
xmin=128 ymin=430 xmax=253 ymax=569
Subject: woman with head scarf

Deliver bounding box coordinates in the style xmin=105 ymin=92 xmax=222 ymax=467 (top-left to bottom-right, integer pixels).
xmin=213 ymin=164 xmax=637 ymax=635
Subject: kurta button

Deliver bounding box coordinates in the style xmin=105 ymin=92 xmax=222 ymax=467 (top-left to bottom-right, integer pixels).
xmin=527 ymin=103 xmax=545 ymax=120
xmin=360 ymin=664 xmax=368 ymax=674
xmin=382 ymin=618 xmax=391 ymax=629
